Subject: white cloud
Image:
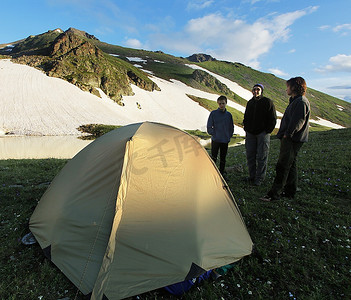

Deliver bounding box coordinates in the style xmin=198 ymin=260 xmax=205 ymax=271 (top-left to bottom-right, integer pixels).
xmin=319 ymin=23 xmax=351 ymax=36
xmin=319 ymin=25 xmax=330 ymax=31
xmin=316 ymin=54 xmax=351 ymax=73
xmin=333 ymin=23 xmax=351 ymax=32
xmin=146 ymin=7 xmax=317 ymax=69
xmin=308 ymin=76 xmax=351 ymax=101
xmin=187 ymin=0 xmax=214 ymax=10
xmin=288 ymin=49 xmax=296 ymax=53
xmin=242 ymin=0 xmax=263 ymax=4
xmin=268 ymin=68 xmax=288 ymax=77
xmin=329 ymin=85 xmax=351 ymax=90
xmin=124 ymin=38 xmax=143 ymax=49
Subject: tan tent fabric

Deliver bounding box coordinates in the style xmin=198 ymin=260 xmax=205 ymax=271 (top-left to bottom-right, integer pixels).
xmin=30 ymin=122 xmax=253 ymax=300
xmin=30 ymin=123 xmax=141 ymax=293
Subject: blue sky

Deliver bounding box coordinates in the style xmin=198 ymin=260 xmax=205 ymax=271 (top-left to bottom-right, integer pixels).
xmin=1 ymin=0 xmax=351 ymax=101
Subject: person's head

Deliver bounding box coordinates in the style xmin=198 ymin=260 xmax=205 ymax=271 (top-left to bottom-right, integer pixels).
xmin=252 ymin=83 xmax=264 ymax=98
xmin=217 ymin=95 xmax=227 ymax=111
xmin=286 ymin=77 xmax=307 ymax=97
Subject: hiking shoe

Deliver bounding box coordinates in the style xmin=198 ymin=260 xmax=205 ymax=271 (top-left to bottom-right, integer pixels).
xmin=260 ymin=195 xmax=279 ymax=202
xmin=260 ymin=195 xmax=272 ymax=201
xmin=281 ymin=192 xmax=295 ymax=199
xmin=21 ymin=232 xmax=37 ymax=245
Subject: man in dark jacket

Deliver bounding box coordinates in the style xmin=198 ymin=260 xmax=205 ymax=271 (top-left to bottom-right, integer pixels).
xmin=207 ymin=95 xmax=234 ymax=175
xmin=243 ymin=83 xmax=277 ymax=186
xmin=261 ymin=77 xmax=310 ymax=201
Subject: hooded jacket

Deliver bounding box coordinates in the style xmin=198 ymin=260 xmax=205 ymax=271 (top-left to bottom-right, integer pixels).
xmin=243 ymin=96 xmax=277 ymax=135
xmin=277 ymin=95 xmax=310 ymax=142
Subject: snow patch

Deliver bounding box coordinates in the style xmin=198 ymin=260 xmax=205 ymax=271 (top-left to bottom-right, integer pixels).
xmin=310 ymin=117 xmax=344 ymax=129
xmin=142 ymin=69 xmax=154 ymax=74
xmin=0 ymin=45 xmax=14 ymax=51
xmin=0 ymin=59 xmax=213 ymax=135
xmin=0 ymin=59 xmax=344 ymax=139
xmin=186 ymin=64 xmax=253 ymax=100
xmin=127 ymin=57 xmax=147 ymax=63
xmin=336 ymin=104 xmax=344 ymax=111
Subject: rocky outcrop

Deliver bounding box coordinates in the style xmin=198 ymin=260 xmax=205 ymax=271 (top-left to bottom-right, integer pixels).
xmin=49 ymin=31 xmax=103 ymax=58
xmin=187 ymin=53 xmax=216 ymax=63
xmin=191 ymin=69 xmax=247 ymax=106
xmin=11 ymin=29 xmax=159 ymax=104
xmin=192 ymin=69 xmax=230 ymax=94
xmin=65 ymin=27 xmax=99 ymax=41
xmin=127 ymin=71 xmax=160 ymax=92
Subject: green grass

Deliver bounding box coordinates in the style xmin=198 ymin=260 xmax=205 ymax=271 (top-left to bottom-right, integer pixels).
xmin=76 ymin=124 xmax=212 ymax=140
xmin=93 ymin=40 xmax=187 ymax=66
xmin=9 ymin=30 xmax=61 ymax=56
xmin=5 ymin=29 xmax=351 ymax=128
xmin=95 ymin=46 xmax=351 ymax=129
xmin=0 ymin=128 xmax=350 ymax=300
xmin=90 ymin=42 xmax=351 ymax=129
xmin=192 ymin=60 xmax=351 ymax=128
xmin=76 ymin=123 xmax=245 ymax=150
xmin=77 ymin=124 xmax=121 ymax=138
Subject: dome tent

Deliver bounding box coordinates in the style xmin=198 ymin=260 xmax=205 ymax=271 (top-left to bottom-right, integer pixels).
xmin=29 ymin=122 xmax=253 ymax=300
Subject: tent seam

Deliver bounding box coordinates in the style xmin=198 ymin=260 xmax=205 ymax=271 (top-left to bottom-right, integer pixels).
xmin=75 ymin=162 xmax=122 ymax=297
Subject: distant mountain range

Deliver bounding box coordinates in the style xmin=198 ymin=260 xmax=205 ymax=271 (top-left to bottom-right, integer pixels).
xmin=1 ymin=27 xmax=350 ymax=128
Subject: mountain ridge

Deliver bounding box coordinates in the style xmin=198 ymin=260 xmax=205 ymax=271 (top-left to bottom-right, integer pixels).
xmin=1 ymin=27 xmax=350 ymax=128
xmin=4 ymin=28 xmax=159 ymax=104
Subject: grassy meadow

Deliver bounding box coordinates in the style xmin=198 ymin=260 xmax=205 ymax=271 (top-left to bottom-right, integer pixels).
xmin=0 ymin=128 xmax=350 ymax=299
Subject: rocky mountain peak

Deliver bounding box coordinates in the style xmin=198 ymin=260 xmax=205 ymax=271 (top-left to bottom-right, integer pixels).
xmin=187 ymin=53 xmax=216 ymax=63
xmin=65 ymin=27 xmax=99 ymax=41
xmin=50 ymin=30 xmax=103 ymax=58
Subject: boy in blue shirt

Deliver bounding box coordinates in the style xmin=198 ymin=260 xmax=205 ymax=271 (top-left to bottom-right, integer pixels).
xmin=207 ymin=95 xmax=234 ymax=175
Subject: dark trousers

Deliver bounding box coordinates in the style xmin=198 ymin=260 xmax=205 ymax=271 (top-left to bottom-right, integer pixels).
xmin=268 ymin=137 xmax=303 ymax=199
xmin=245 ymin=131 xmax=270 ymax=184
xmin=211 ymin=141 xmax=228 ymax=174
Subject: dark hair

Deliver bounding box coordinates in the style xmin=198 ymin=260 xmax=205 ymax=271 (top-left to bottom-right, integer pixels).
xmin=286 ymin=77 xmax=307 ymax=96
xmin=217 ymin=95 xmax=227 ymax=103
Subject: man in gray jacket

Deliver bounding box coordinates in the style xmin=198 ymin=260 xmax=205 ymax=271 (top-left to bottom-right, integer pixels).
xmin=261 ymin=77 xmax=310 ymax=201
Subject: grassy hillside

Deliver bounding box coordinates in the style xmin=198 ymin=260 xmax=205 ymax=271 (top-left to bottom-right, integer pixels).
xmin=5 ymin=29 xmax=158 ymax=104
xmin=10 ymin=30 xmax=62 ymax=56
xmin=92 ymin=41 xmax=351 ymax=128
xmin=196 ymin=60 xmax=351 ymax=127
xmin=1 ymin=27 xmax=350 ymax=128
xmin=93 ymin=40 xmax=187 ymax=65
xmin=0 ymin=128 xmax=350 ymax=299
xmin=92 ymin=41 xmax=248 ymax=105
